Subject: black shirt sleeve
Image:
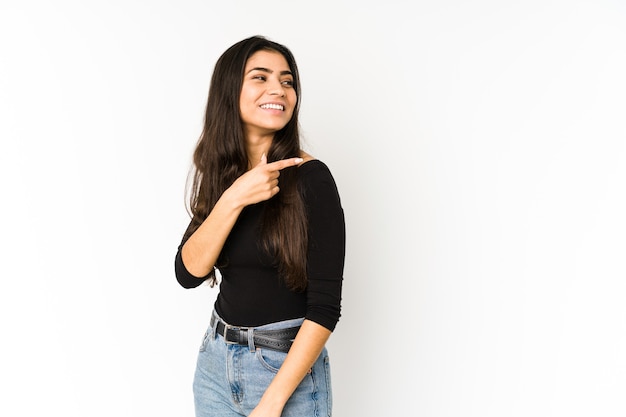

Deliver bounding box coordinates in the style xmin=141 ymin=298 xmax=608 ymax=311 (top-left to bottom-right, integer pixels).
xmin=300 ymin=161 xmax=346 ymax=331
xmin=174 ymin=220 xmax=211 ymax=289
xmin=174 ymin=245 xmax=211 ymax=289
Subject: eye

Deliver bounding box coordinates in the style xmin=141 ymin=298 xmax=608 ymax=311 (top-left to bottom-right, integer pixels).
xmin=281 ymin=79 xmax=294 ymax=87
xmin=252 ymin=75 xmax=267 ymax=81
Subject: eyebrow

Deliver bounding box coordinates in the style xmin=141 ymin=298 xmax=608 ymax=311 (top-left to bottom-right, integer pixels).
xmin=246 ymin=67 xmax=293 ymax=76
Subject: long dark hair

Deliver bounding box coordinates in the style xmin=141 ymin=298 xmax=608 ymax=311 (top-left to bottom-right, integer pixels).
xmin=186 ymin=35 xmax=308 ymax=291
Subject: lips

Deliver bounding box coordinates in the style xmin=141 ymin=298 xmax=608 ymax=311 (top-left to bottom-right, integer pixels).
xmin=260 ymin=103 xmax=284 ymax=111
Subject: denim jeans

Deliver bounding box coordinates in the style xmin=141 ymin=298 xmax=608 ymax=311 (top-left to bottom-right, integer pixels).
xmin=193 ymin=311 xmax=332 ymax=417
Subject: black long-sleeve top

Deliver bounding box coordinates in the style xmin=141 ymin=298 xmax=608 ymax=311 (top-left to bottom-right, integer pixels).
xmin=174 ymin=160 xmax=345 ymax=332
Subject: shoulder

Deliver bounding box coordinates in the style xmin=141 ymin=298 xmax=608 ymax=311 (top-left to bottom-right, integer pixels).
xmin=298 ymin=158 xmax=333 ymax=181
xmin=297 ymin=151 xmax=331 ymax=175
xmin=297 ymin=157 xmax=341 ymax=204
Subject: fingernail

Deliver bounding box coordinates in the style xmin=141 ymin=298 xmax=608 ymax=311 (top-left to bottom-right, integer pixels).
xmin=295 ymin=158 xmax=303 ymax=163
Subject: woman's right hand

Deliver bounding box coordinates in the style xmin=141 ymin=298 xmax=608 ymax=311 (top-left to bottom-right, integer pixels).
xmin=226 ymin=154 xmax=303 ymax=208
xmin=181 ymin=154 xmax=302 ymax=277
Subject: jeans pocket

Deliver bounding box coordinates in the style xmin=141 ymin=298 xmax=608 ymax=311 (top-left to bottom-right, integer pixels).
xmin=255 ymin=348 xmax=287 ymax=373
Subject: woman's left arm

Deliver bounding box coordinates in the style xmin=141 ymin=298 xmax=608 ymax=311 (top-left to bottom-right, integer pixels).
xmin=250 ymin=320 xmax=331 ymax=416
xmin=251 ymin=161 xmax=344 ymax=416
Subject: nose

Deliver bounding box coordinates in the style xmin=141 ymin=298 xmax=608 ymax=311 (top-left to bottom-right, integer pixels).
xmin=268 ymin=79 xmax=286 ymax=97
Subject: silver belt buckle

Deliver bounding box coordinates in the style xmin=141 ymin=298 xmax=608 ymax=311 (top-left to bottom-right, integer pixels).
xmin=223 ymin=324 xmax=237 ymax=344
xmin=223 ymin=323 xmax=249 ymax=345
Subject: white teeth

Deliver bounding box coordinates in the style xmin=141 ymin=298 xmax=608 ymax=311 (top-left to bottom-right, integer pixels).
xmin=260 ymin=103 xmax=284 ymax=110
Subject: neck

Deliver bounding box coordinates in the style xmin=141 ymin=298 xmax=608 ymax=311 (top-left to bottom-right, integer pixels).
xmin=246 ymin=134 xmax=273 ymax=168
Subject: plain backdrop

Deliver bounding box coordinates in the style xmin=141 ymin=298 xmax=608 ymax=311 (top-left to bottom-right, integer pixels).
xmin=1 ymin=1 xmax=625 ymax=416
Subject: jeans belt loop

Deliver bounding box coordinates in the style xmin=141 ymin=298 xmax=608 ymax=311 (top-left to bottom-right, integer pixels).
xmin=211 ymin=314 xmax=219 ymax=339
xmin=247 ymin=328 xmax=255 ymax=352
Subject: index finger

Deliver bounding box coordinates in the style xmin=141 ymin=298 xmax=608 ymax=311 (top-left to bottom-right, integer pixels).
xmin=267 ymin=157 xmax=303 ymax=171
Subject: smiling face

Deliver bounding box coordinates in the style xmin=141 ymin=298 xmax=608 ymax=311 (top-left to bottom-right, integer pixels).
xmin=239 ymin=50 xmax=297 ymax=140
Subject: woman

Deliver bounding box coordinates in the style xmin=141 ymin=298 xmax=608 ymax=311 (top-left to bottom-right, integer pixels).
xmin=174 ymin=35 xmax=345 ymax=417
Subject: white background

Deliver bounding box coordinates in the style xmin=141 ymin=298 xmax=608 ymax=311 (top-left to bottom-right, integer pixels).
xmin=1 ymin=1 xmax=625 ymax=416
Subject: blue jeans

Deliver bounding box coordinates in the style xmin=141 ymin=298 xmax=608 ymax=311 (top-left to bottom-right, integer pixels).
xmin=193 ymin=311 xmax=332 ymax=417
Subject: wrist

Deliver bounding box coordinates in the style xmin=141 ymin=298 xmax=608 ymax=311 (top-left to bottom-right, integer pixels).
xmin=257 ymin=388 xmax=289 ymax=413
xmin=219 ymin=188 xmax=245 ymax=211
xmin=256 ymin=398 xmax=285 ymax=415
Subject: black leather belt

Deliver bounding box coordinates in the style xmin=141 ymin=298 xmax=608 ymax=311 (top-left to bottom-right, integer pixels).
xmin=211 ymin=316 xmax=300 ymax=353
